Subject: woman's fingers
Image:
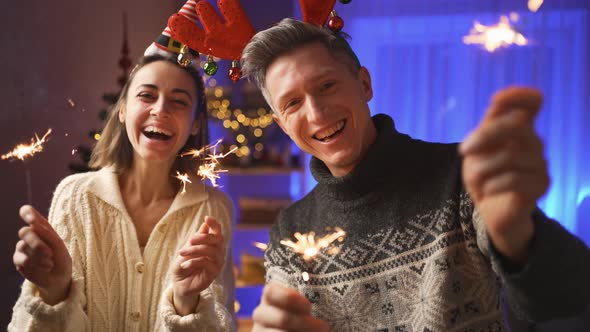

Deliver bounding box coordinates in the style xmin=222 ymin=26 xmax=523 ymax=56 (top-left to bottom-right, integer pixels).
xmin=18 ymin=226 xmax=53 ymax=259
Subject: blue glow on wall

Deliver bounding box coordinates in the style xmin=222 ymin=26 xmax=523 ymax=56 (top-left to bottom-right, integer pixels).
xmin=331 ymin=6 xmax=590 ymax=234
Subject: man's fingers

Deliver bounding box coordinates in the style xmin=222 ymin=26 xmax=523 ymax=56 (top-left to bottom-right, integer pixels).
xmin=459 ymin=113 xmax=539 ymax=155
xmin=486 ymin=86 xmax=543 ymax=121
xmin=463 ymin=148 xmax=545 ymax=189
xmin=262 ymin=283 xmax=311 ymax=315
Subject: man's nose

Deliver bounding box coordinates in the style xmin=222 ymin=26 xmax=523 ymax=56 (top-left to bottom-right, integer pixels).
xmin=306 ymin=96 xmax=328 ymax=123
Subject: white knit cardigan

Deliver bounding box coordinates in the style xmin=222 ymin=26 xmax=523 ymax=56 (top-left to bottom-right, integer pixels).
xmin=9 ymin=167 xmax=235 ymax=332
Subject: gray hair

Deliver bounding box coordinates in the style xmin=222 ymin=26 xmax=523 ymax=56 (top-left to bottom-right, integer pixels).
xmin=240 ymin=18 xmax=361 ymax=109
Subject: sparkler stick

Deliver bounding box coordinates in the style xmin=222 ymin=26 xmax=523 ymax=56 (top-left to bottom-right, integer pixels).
xmin=280 ymin=227 xmax=346 ymax=282
xmin=2 ymin=129 xmax=53 ymax=204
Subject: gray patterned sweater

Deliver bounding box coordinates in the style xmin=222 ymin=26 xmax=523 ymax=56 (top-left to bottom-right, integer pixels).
xmin=264 ymin=114 xmax=590 ymax=332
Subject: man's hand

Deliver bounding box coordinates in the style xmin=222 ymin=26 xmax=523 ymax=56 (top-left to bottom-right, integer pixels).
xmin=252 ymin=283 xmax=330 ymax=332
xmin=459 ymin=86 xmax=549 ymax=265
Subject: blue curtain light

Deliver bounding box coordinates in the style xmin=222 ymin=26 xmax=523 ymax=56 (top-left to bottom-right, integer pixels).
xmin=297 ymin=1 xmax=589 ymax=233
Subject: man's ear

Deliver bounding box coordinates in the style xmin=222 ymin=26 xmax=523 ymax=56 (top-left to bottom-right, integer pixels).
xmin=358 ymin=67 xmax=373 ymax=102
xmin=272 ymin=113 xmax=290 ymax=138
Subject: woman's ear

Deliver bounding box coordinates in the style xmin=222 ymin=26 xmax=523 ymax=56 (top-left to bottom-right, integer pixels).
xmin=191 ymin=113 xmax=203 ymax=136
xmin=118 ymin=106 xmax=126 ymax=123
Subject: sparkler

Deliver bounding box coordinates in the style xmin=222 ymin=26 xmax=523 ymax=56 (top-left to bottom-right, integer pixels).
xmin=174 ymin=171 xmax=192 ymax=194
xmin=280 ymin=227 xmax=346 ymax=282
xmin=1 ymin=129 xmax=53 ymax=161
xmin=181 ymin=139 xmax=237 ymax=188
xmin=463 ymin=15 xmax=528 ymax=52
xmin=2 ymin=128 xmax=53 ymax=204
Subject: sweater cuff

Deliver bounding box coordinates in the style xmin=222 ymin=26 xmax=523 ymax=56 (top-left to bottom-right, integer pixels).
xmin=160 ymin=286 xmax=220 ymax=331
xmin=23 ymin=277 xmax=85 ymax=323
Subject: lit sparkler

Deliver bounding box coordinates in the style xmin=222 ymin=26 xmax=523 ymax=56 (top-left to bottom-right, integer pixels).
xmin=280 ymin=227 xmax=346 ymax=262
xmin=1 ymin=129 xmax=53 ymax=161
xmin=174 ymin=171 xmax=192 ymax=194
xmin=528 ymin=0 xmax=544 ymax=12
xmin=181 ymin=139 xmax=237 ymax=188
xmin=67 ymin=98 xmax=75 ymax=107
xmin=280 ymin=227 xmax=346 ymax=282
xmin=463 ymin=15 xmax=528 ymax=52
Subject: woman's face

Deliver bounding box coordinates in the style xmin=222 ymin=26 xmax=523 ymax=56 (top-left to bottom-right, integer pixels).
xmin=119 ymin=60 xmax=199 ymax=166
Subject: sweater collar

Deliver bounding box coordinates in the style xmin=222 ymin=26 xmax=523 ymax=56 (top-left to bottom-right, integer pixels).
xmin=87 ymin=166 xmax=209 ymax=218
xmin=310 ymin=114 xmax=406 ymax=200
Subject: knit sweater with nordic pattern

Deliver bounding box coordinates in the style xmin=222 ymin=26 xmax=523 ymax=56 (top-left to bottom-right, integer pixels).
xmin=264 ymin=114 xmax=590 ymax=332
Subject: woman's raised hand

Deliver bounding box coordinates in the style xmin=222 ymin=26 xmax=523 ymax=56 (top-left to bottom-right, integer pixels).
xmin=13 ymin=205 xmax=73 ymax=305
xmin=172 ymin=216 xmax=225 ymax=316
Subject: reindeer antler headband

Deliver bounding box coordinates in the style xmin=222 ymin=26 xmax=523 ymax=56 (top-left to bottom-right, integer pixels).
xmin=145 ymin=0 xmax=351 ymax=82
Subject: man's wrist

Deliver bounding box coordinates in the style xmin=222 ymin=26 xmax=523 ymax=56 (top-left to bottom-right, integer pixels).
xmin=38 ymin=279 xmax=71 ymax=305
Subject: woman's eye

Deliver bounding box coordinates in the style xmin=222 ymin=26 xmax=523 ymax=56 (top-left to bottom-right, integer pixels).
xmin=173 ymin=99 xmax=189 ymax=106
xmin=137 ymin=93 xmax=155 ymax=100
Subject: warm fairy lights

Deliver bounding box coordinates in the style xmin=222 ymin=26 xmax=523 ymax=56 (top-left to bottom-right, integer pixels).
xmin=2 ymin=129 xmax=53 ymax=161
xmin=174 ymin=171 xmax=192 ymax=194
xmin=463 ymin=15 xmax=528 ymax=52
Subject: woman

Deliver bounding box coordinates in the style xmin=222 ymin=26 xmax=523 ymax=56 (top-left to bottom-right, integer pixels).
xmin=9 ymin=55 xmax=235 ymax=331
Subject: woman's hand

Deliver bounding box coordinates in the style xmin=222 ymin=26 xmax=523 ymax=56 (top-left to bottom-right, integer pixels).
xmin=13 ymin=205 xmax=73 ymax=305
xmin=172 ymin=216 xmax=225 ymax=316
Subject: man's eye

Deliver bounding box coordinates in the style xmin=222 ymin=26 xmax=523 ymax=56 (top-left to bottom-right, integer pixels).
xmin=322 ymin=82 xmax=335 ymax=91
xmin=285 ymin=99 xmax=300 ymax=110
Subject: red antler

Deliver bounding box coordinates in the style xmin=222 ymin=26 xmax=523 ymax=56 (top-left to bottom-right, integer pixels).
xmin=168 ymin=0 xmax=256 ymax=61
xmin=299 ymin=0 xmax=336 ymax=26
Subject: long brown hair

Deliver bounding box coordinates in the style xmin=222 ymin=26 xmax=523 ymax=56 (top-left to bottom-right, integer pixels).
xmin=89 ymin=55 xmax=209 ymax=174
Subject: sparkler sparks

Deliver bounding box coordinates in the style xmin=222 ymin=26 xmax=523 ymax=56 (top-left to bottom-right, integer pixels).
xmin=463 ymin=15 xmax=528 ymax=52
xmin=1 ymin=129 xmax=53 ymax=161
xmin=181 ymin=139 xmax=237 ymax=188
xmin=174 ymin=171 xmax=192 ymax=194
xmin=280 ymin=227 xmax=346 ymax=262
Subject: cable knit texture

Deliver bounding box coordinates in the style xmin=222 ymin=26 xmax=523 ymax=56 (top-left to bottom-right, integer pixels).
xmin=9 ymin=167 xmax=236 ymax=332
xmin=265 ymin=114 xmax=590 ymax=331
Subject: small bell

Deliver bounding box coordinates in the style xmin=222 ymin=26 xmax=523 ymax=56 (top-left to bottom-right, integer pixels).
xmin=328 ymin=10 xmax=344 ymax=32
xmin=203 ymin=56 xmax=219 ymax=76
xmin=229 ymin=60 xmax=241 ymax=83
xmin=177 ymin=45 xmax=193 ymax=67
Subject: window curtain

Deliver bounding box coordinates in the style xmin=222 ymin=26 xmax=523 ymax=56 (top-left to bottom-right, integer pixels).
xmin=295 ymin=0 xmax=589 ymax=237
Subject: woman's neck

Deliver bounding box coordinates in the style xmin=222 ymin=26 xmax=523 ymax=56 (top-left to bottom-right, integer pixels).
xmin=120 ymin=160 xmax=177 ymax=205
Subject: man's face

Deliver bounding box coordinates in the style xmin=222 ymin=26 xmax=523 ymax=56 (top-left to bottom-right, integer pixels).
xmin=265 ymin=42 xmax=376 ymax=177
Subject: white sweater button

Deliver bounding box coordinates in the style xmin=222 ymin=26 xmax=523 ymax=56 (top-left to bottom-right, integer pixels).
xmin=130 ymin=311 xmax=141 ymax=320
xmin=135 ymin=262 xmax=145 ymax=273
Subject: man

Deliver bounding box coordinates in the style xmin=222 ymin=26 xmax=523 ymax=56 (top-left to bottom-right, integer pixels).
xmin=240 ymin=18 xmax=590 ymax=331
